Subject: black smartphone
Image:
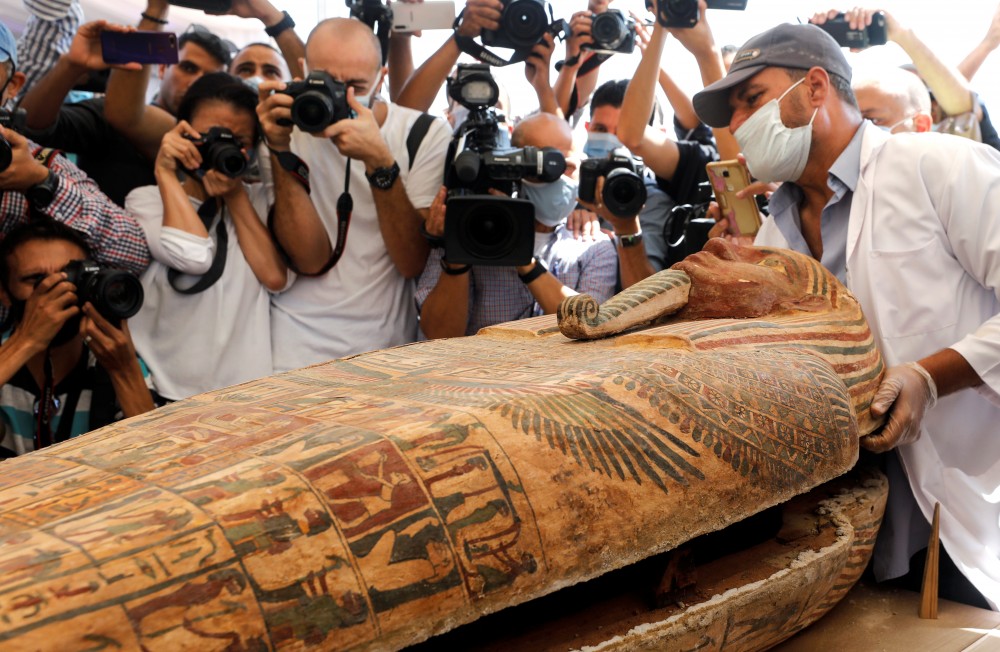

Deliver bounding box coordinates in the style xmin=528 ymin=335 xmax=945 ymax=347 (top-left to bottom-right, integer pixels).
xmin=168 ymin=0 xmax=232 ymax=11
xmin=814 ymin=11 xmax=888 ymax=49
xmin=101 ymin=31 xmax=179 ymax=65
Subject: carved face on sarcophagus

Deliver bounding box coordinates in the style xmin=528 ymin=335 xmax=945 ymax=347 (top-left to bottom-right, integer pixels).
xmin=0 ymin=243 xmax=887 ymax=651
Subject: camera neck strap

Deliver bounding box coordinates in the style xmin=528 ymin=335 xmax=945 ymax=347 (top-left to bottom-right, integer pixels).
xmin=167 ymin=197 xmax=229 ymax=294
xmin=453 ymin=10 xmax=567 ymax=67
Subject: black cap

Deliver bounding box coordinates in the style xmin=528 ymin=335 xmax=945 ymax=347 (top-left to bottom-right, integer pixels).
xmin=693 ymin=23 xmax=852 ymax=128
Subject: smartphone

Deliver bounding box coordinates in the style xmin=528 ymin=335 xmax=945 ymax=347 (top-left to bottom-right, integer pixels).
xmin=168 ymin=0 xmax=232 ymax=11
xmin=814 ymin=11 xmax=888 ymax=49
xmin=392 ymin=1 xmax=456 ymax=33
xmin=706 ymin=160 xmax=761 ymax=237
xmin=101 ymin=31 xmax=179 ymax=66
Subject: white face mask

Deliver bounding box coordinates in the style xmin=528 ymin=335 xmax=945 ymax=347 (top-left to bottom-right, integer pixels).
xmin=355 ymin=72 xmax=383 ymax=109
xmin=522 ymin=176 xmax=579 ymax=228
xmin=877 ymin=115 xmax=914 ymax=134
xmin=735 ymin=78 xmax=817 ymax=184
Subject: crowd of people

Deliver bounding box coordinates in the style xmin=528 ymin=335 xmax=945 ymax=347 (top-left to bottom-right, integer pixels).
xmin=2 ymin=0 xmax=1000 ymax=619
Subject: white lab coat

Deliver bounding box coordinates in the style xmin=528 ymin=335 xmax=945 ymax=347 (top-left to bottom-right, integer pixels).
xmin=756 ymin=122 xmax=1000 ymax=609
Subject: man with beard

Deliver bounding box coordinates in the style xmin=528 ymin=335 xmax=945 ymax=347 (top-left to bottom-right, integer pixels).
xmin=0 ymin=220 xmax=153 ymax=457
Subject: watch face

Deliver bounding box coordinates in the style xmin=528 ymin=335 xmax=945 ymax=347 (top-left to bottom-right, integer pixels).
xmin=370 ymin=162 xmax=399 ymax=189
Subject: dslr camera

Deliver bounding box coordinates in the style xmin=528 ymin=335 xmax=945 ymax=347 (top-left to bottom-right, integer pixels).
xmin=578 ymin=148 xmax=647 ymax=218
xmin=277 ymin=71 xmax=352 ymax=133
xmin=347 ymin=0 xmax=393 ymax=30
xmin=585 ymin=9 xmax=637 ymax=54
xmin=185 ymin=127 xmax=247 ymax=178
xmin=482 ymin=0 xmax=552 ymax=51
xmin=443 ymin=64 xmax=566 ymax=266
xmin=62 ymin=260 xmax=144 ymax=324
xmin=0 ymin=108 xmax=27 ymax=173
xmin=648 ymin=0 xmax=747 ymax=29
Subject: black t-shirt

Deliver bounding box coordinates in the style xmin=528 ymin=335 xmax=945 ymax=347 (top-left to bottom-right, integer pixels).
xmin=979 ymin=99 xmax=1000 ymax=152
xmin=24 ymin=96 xmax=156 ymax=207
xmin=654 ymin=138 xmax=718 ymax=207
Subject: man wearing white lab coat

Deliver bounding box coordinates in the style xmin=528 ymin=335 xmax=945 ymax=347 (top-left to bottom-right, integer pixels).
xmin=691 ymin=22 xmax=1000 ymax=609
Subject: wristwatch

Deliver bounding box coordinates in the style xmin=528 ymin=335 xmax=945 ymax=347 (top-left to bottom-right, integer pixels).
xmin=264 ymin=11 xmax=295 ymax=38
xmin=25 ymin=170 xmax=59 ymax=209
xmin=366 ymin=161 xmax=400 ymax=190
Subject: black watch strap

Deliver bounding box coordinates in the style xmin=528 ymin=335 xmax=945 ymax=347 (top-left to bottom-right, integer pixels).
xmin=264 ymin=10 xmax=295 ymax=38
xmin=366 ymin=160 xmax=400 ymax=190
xmin=518 ymin=259 xmax=547 ymax=284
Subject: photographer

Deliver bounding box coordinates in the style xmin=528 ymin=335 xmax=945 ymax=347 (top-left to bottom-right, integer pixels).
xmin=0 ymin=21 xmax=150 ymax=277
xmin=417 ymin=112 xmax=616 ymax=339
xmin=257 ymin=18 xmax=450 ymax=371
xmin=552 ymin=0 xmax=609 ymax=124
xmin=125 ymin=73 xmax=288 ymax=401
xmin=0 ymin=219 xmax=154 ymax=457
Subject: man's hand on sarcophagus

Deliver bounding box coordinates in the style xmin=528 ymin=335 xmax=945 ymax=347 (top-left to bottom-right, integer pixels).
xmin=862 ymin=362 xmax=938 ymax=453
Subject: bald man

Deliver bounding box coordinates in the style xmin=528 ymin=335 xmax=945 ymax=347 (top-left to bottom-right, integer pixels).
xmin=853 ymin=67 xmax=933 ymax=134
xmin=257 ymin=18 xmax=451 ymax=370
xmin=415 ymin=112 xmax=618 ymax=339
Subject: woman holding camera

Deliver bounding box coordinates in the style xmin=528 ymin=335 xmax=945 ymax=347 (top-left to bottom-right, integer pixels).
xmin=126 ymin=72 xmax=290 ymax=402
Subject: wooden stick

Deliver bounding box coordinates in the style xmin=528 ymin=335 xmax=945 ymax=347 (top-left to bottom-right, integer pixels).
xmin=919 ymin=502 xmax=941 ymax=619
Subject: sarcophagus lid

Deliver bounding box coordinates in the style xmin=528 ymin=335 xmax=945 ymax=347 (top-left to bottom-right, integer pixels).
xmin=0 ymin=245 xmax=885 ymax=650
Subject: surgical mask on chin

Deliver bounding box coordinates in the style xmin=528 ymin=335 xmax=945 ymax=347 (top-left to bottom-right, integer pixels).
xmin=877 ymin=115 xmax=913 ymax=134
xmin=583 ymin=132 xmax=622 ymax=159
xmin=522 ymin=177 xmax=579 ymax=228
xmin=734 ymin=78 xmax=817 ymax=184
xmin=355 ymin=74 xmax=383 ymax=109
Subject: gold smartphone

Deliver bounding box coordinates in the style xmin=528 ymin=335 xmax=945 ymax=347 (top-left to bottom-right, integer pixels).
xmin=706 ymin=160 xmax=761 ymax=237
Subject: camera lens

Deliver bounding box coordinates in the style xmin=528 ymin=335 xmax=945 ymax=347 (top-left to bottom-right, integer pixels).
xmin=92 ymin=270 xmax=144 ymax=321
xmin=591 ymin=12 xmax=626 ymax=50
xmin=602 ymin=168 xmax=647 ymax=218
xmin=292 ymin=91 xmax=335 ymax=132
xmin=502 ymin=0 xmax=549 ymax=49
xmin=460 ymin=204 xmax=522 ymax=261
xmin=207 ymin=142 xmax=247 ymax=178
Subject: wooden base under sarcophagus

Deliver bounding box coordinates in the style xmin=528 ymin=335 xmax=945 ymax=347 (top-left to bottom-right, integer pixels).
xmin=0 ymin=251 xmax=890 ymax=651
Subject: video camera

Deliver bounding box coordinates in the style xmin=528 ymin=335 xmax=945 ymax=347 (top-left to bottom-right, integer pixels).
xmin=457 ymin=0 xmax=566 ymax=67
xmin=0 ymin=108 xmax=26 ymax=173
xmin=579 ymin=148 xmax=647 ymax=218
xmin=443 ymin=64 xmax=566 ymax=266
xmin=277 ymin=71 xmax=352 ymax=133
xmin=347 ymin=0 xmax=393 ymax=65
xmin=62 ymin=260 xmax=144 ymax=324
xmin=584 ymin=9 xmax=637 ymax=55
xmin=185 ymin=127 xmax=248 ymax=178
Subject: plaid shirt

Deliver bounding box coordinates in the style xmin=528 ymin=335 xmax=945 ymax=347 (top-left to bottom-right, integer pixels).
xmin=1 ymin=142 xmax=151 ymax=275
xmin=416 ymin=224 xmax=618 ymax=336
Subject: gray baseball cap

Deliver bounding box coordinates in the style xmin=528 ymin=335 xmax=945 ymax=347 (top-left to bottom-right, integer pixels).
xmin=0 ymin=22 xmax=16 ymax=69
xmin=693 ymin=23 xmax=852 ymax=129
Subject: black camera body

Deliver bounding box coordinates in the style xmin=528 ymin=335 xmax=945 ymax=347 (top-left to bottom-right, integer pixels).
xmin=585 ymin=9 xmax=636 ymax=54
xmin=185 ymin=127 xmax=247 ymax=178
xmin=579 ymin=149 xmax=647 ymax=218
xmin=647 ymin=0 xmax=747 ymax=29
xmin=62 ymin=260 xmax=144 ymax=324
xmin=347 ymin=0 xmax=393 ymax=30
xmin=278 ymin=71 xmax=352 ymax=133
xmin=0 ymin=108 xmax=27 ymax=173
xmin=482 ymin=0 xmax=551 ymax=51
xmin=815 ymin=11 xmax=888 ymax=49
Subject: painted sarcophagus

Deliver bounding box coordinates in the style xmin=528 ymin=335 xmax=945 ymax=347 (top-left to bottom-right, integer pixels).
xmin=0 ymin=242 xmax=888 ymax=650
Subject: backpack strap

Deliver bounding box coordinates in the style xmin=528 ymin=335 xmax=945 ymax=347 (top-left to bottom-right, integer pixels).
xmin=407 ymin=113 xmax=436 ymax=170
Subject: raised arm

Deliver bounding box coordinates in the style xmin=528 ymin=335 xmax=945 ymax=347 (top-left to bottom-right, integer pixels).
xmin=395 ymin=0 xmax=503 ymax=112
xmin=103 ymin=0 xmax=176 ymax=162
xmin=14 ymin=0 xmax=81 ymax=100
xmin=525 ymin=33 xmax=559 ymax=116
xmin=224 ymin=0 xmax=305 ymax=78
xmin=958 ymin=3 xmax=1000 ymax=82
xmin=20 ymin=21 xmax=140 ymax=131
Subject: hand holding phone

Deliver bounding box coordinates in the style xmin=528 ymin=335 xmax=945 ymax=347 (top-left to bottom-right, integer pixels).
xmin=101 ymin=30 xmax=179 ymax=66
xmin=706 ymin=160 xmax=761 ymax=238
